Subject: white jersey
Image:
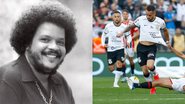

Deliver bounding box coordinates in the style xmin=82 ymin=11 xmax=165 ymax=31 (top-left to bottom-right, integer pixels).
xmin=101 ymin=22 xmax=129 ymax=52
xmin=134 ymin=16 xmax=167 ymax=46
xmin=171 ymin=78 xmax=185 ymax=93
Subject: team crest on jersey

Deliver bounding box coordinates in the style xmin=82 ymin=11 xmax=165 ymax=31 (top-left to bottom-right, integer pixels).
xmin=108 ymin=59 xmax=112 ymax=64
xmin=148 ymin=53 xmax=154 ymax=58
xmin=150 ymin=26 xmax=154 ymax=29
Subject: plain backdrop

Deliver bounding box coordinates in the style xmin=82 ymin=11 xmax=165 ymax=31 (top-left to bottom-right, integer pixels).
xmin=0 ymin=0 xmax=92 ymax=104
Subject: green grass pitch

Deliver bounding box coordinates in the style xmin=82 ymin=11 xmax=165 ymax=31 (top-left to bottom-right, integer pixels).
xmin=93 ymin=76 xmax=185 ymax=104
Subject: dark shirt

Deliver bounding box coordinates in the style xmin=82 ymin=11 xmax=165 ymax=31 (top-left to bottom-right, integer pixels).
xmin=0 ymin=55 xmax=75 ymax=104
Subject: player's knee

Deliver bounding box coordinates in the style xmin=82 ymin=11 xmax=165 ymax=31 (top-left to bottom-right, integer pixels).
xmin=116 ymin=61 xmax=122 ymax=68
xmin=143 ymin=72 xmax=150 ymax=78
xmin=108 ymin=66 xmax=114 ymax=72
xmin=147 ymin=65 xmax=154 ymax=70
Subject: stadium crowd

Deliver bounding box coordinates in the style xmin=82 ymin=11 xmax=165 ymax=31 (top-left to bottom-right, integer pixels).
xmin=93 ymin=0 xmax=185 ymax=53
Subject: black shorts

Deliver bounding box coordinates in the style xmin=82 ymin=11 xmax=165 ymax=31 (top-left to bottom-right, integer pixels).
xmin=137 ymin=43 xmax=157 ymax=66
xmin=107 ymin=49 xmax=125 ymax=65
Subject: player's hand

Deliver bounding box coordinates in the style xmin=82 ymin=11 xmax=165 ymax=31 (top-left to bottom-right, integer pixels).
xmin=166 ymin=41 xmax=171 ymax=49
xmin=126 ymin=42 xmax=130 ymax=48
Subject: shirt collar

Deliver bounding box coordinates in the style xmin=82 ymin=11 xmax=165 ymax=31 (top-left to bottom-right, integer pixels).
xmin=16 ymin=55 xmax=37 ymax=82
xmin=18 ymin=55 xmax=62 ymax=85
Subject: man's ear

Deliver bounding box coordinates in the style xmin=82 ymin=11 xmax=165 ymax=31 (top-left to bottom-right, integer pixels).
xmin=26 ymin=45 xmax=31 ymax=51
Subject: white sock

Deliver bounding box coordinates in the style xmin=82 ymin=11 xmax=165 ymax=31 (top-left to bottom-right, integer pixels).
xmin=113 ymin=70 xmax=123 ymax=85
xmin=144 ymin=74 xmax=153 ymax=82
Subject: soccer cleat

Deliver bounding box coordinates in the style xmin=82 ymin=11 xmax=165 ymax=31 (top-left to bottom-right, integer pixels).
xmin=127 ymin=78 xmax=134 ymax=90
xmin=154 ymin=74 xmax=159 ymax=80
xmin=144 ymin=74 xmax=153 ymax=82
xmin=150 ymin=87 xmax=156 ymax=94
xmin=113 ymin=84 xmax=120 ymax=88
xmin=150 ymin=70 xmax=159 ymax=80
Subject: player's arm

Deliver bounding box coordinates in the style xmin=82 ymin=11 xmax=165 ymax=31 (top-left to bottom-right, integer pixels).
xmin=163 ymin=28 xmax=170 ymax=43
xmin=125 ymin=32 xmax=132 ymax=48
xmin=132 ymin=30 xmax=139 ymax=40
xmin=168 ymin=44 xmax=185 ymax=59
xmin=101 ymin=27 xmax=108 ymax=48
xmin=117 ymin=23 xmax=136 ymax=37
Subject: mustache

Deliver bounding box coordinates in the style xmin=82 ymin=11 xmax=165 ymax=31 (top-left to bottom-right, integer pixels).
xmin=42 ymin=49 xmax=62 ymax=58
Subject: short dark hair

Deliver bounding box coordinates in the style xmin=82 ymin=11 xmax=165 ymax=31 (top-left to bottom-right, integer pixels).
xmin=122 ymin=9 xmax=129 ymax=13
xmin=146 ymin=5 xmax=156 ymax=11
xmin=10 ymin=0 xmax=77 ymax=55
xmin=112 ymin=10 xmax=121 ymax=15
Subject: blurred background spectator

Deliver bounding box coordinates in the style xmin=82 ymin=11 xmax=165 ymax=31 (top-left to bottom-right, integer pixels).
xmin=93 ymin=0 xmax=185 ymax=54
xmin=164 ymin=4 xmax=176 ymax=44
xmin=171 ymin=28 xmax=185 ymax=52
xmin=93 ymin=32 xmax=106 ymax=54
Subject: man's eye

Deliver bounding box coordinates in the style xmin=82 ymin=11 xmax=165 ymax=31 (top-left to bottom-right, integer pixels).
xmin=40 ymin=38 xmax=50 ymax=43
xmin=57 ymin=41 xmax=65 ymax=46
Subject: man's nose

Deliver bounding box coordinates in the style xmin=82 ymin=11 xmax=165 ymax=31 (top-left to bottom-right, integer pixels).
xmin=48 ymin=41 xmax=59 ymax=50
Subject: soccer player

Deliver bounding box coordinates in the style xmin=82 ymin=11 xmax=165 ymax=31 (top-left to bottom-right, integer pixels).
xmin=127 ymin=44 xmax=185 ymax=93
xmin=117 ymin=5 xmax=170 ymax=94
xmin=101 ymin=10 xmax=129 ymax=88
xmin=122 ymin=9 xmax=139 ymax=77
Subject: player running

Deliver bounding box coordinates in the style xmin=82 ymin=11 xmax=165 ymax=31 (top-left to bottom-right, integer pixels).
xmin=101 ymin=11 xmax=129 ymax=88
xmin=121 ymin=9 xmax=139 ymax=79
xmin=117 ymin=5 xmax=170 ymax=94
xmin=127 ymin=44 xmax=185 ymax=93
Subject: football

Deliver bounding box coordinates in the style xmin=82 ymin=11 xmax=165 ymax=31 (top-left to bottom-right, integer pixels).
xmin=129 ymin=76 xmax=139 ymax=83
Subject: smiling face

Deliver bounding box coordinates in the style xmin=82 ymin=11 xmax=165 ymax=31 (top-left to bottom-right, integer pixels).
xmin=26 ymin=22 xmax=66 ymax=75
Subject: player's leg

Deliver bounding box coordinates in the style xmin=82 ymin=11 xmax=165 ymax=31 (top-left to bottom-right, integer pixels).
xmin=113 ymin=60 xmax=123 ymax=87
xmin=107 ymin=51 xmax=115 ymax=72
xmin=146 ymin=46 xmax=158 ymax=94
xmin=127 ymin=78 xmax=172 ymax=90
xmin=147 ymin=59 xmax=159 ymax=79
xmin=147 ymin=45 xmax=158 ymax=78
xmin=114 ymin=49 xmax=125 ymax=86
xmin=117 ymin=49 xmax=126 ymax=82
xmin=147 ymin=59 xmax=157 ymax=94
xmin=108 ymin=65 xmax=115 ymax=72
xmin=126 ymin=48 xmax=135 ymax=76
xmin=121 ymin=50 xmax=127 ymax=78
xmin=107 ymin=51 xmax=120 ymax=87
xmin=137 ymin=43 xmax=152 ymax=82
xmin=152 ymin=78 xmax=172 ymax=88
xmin=121 ymin=61 xmax=127 ymax=82
xmin=141 ymin=65 xmax=152 ymax=81
xmin=128 ymin=56 xmax=135 ymax=76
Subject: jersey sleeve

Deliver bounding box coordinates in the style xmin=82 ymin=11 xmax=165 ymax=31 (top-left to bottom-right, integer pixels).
xmin=101 ymin=25 xmax=109 ymax=46
xmin=134 ymin=17 xmax=140 ymax=27
xmin=160 ymin=19 xmax=166 ymax=29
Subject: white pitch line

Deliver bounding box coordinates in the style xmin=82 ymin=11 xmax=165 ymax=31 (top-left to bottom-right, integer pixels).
xmin=95 ymin=98 xmax=185 ymax=101
xmin=159 ymin=98 xmax=185 ymax=100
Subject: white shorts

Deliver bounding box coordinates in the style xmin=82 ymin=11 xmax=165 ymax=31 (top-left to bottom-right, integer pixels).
xmin=125 ymin=48 xmax=134 ymax=57
xmin=171 ymin=78 xmax=185 ymax=93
